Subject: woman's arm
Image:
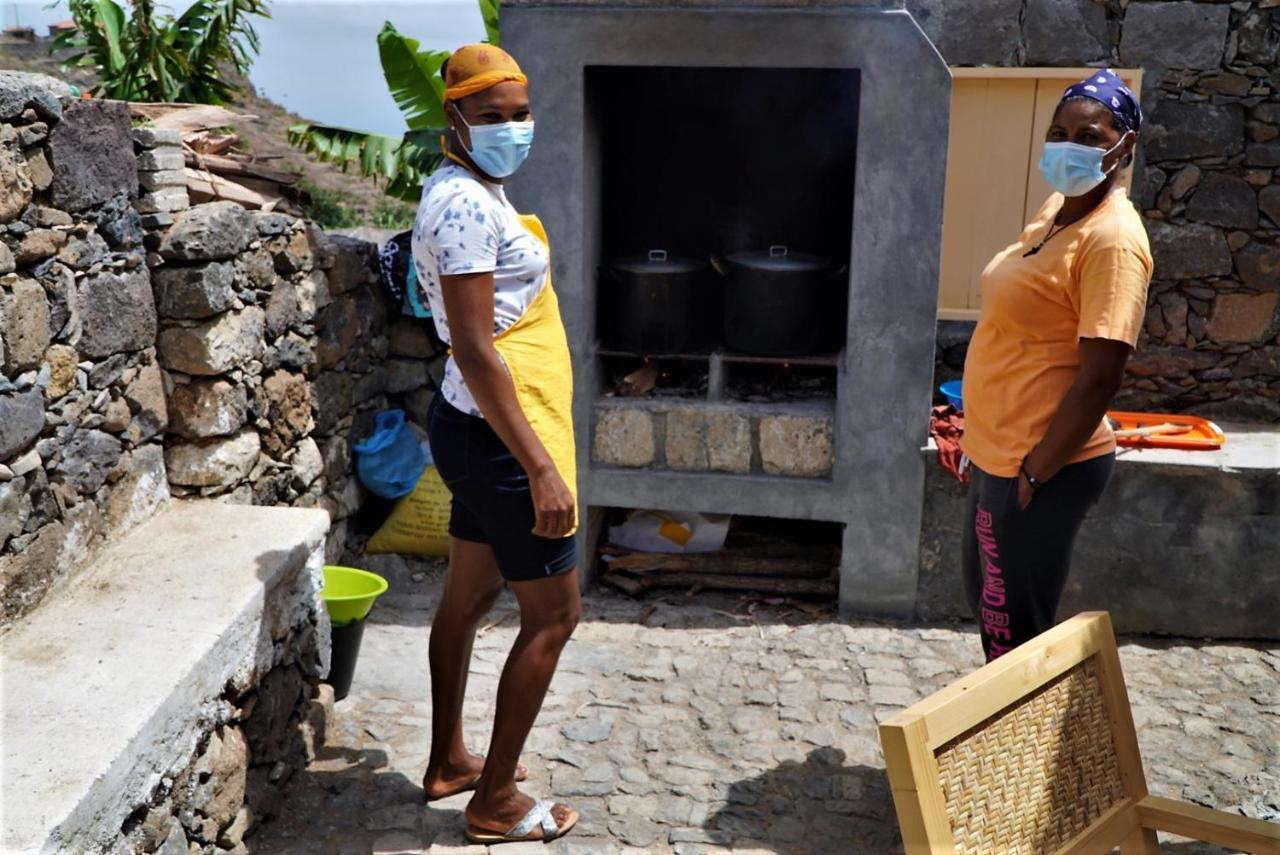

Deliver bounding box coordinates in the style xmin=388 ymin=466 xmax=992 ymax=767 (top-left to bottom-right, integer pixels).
xmin=440 ymin=271 xmax=575 ymax=538
xmin=1018 ymin=337 xmax=1131 ymax=508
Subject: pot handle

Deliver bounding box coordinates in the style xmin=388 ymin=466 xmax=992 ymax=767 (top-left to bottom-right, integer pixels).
xmin=769 ymin=245 xmax=790 ymax=258
xmin=709 ymin=254 xmax=728 ymax=277
xmin=648 ymin=249 xmax=668 ymax=263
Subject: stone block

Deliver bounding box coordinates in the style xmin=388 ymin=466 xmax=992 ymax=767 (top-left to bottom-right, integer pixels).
xmin=93 ymin=193 xmax=144 ymax=251
xmin=319 ymin=234 xmax=377 ymax=293
xmin=77 ymin=269 xmax=158 ymax=359
xmin=135 ymin=187 xmax=189 ymax=215
xmin=664 ymin=409 xmax=708 ymax=471
xmin=386 ymin=358 xmax=428 ymax=393
xmin=904 ymin=0 xmax=1022 ymax=65
xmin=1024 ymin=0 xmax=1109 ymax=65
xmin=48 ymin=100 xmax=138 ymax=212
xmin=290 ymin=436 xmax=323 ymax=489
xmin=44 ymin=344 xmax=78 ymax=400
xmin=1245 ymin=144 xmax=1280 ymax=168
xmin=154 ymin=261 xmax=236 ymax=320
xmin=1238 ymin=7 xmax=1280 ymax=66
xmin=30 ymin=206 xmax=71 ymax=228
xmin=0 ymin=389 xmax=43 ymax=461
xmin=296 ymin=270 xmax=330 ymax=318
xmin=1186 ymin=173 xmax=1258 ymax=232
xmin=3 ymin=278 xmax=51 ymax=373
xmin=268 ymin=228 xmax=316 ymax=274
xmin=131 ymin=127 xmax=182 ymax=149
xmin=315 ymin=297 xmax=359 ymax=369
xmin=389 ymin=318 xmax=435 ymax=358
xmin=1144 ymin=100 xmax=1244 ymax=162
xmin=157 ymin=307 xmax=265 ymax=375
xmin=1260 ymin=186 xmax=1280 ymax=228
xmin=1207 ymin=292 xmax=1280 ymax=344
xmin=0 ymin=242 xmax=13 ymax=275
xmin=1145 ymin=222 xmax=1232 ymax=281
xmin=0 ymin=502 xmax=100 ymax=625
xmin=102 ymin=442 xmax=169 ymax=531
xmin=261 ymin=370 xmax=314 ymax=458
xmin=136 ymin=149 xmax=185 ymax=172
xmin=0 ymin=70 xmax=68 ymax=121
xmin=165 ymin=429 xmax=262 ymax=487
xmin=1235 ymin=242 xmax=1280 ymax=292
xmin=1126 ymin=345 xmax=1218 ymax=378
xmin=169 ymin=379 xmax=248 ymax=439
xmin=253 ymin=212 xmax=293 ymax=237
xmin=0 ymin=481 xmax=32 ymax=549
xmin=124 ymin=361 xmax=168 ymax=444
xmin=17 ymin=122 xmax=48 ymax=148
xmin=1121 ymin=2 xmax=1229 ymax=70
xmin=265 ymin=280 xmax=301 ymax=339
xmin=593 ymin=407 xmax=655 ymax=468
xmin=15 ymin=228 xmax=68 ymax=264
xmin=759 ymin=413 xmax=833 ymax=478
xmin=159 ymin=201 xmax=253 ymax=263
xmin=55 ymin=428 xmax=123 ymax=494
xmin=0 ymin=139 xmax=33 ymax=224
xmin=138 ymin=169 xmax=187 ymax=192
xmin=24 ymin=147 xmax=51 ymax=193
xmin=310 ymin=373 xmax=353 ymax=437
xmin=236 ymin=247 xmax=277 ymax=291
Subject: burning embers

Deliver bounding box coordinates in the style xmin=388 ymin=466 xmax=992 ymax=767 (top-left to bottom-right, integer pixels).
xmin=601 ymin=352 xmax=837 ymax=402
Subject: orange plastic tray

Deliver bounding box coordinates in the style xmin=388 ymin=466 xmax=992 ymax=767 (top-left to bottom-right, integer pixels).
xmin=1106 ymin=410 xmax=1225 ymax=451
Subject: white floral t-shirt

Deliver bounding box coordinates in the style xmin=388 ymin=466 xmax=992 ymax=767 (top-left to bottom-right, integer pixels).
xmin=411 ymin=163 xmax=549 ymax=418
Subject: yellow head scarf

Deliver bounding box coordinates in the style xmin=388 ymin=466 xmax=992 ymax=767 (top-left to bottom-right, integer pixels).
xmin=443 ymin=44 xmax=528 ymax=101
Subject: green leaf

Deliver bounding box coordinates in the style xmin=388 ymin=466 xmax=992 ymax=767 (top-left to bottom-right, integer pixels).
xmin=377 ymin=22 xmax=450 ymax=130
xmin=92 ymin=0 xmax=127 ymax=72
xmin=478 ymin=0 xmax=501 ymax=45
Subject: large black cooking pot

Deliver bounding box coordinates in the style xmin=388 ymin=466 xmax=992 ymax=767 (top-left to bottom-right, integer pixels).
xmin=717 ymin=246 xmax=847 ymax=356
xmin=599 ymin=250 xmax=720 ymax=354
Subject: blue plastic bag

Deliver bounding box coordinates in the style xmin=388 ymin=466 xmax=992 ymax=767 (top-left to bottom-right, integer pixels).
xmin=353 ymin=409 xmax=428 ymax=499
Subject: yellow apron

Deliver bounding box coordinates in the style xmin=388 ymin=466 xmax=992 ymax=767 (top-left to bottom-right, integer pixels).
xmin=492 ymin=213 xmax=578 ymax=535
xmin=439 ymin=145 xmax=577 ymax=534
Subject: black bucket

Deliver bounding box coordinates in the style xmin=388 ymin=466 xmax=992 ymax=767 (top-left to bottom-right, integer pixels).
xmin=326 ymin=617 xmax=367 ymax=701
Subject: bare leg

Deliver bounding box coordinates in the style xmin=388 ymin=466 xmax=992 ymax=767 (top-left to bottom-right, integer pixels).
xmin=465 ymin=569 xmax=582 ymax=837
xmin=423 ymin=538 xmax=505 ymax=799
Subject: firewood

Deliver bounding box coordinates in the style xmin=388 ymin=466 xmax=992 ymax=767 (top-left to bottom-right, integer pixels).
xmin=613 ymin=571 xmax=836 ymax=597
xmin=618 ymin=362 xmax=658 ymax=397
xmin=603 ymin=551 xmax=833 ymax=579
xmin=184 ymin=167 xmax=282 ymax=211
xmin=129 ymin=103 xmax=258 ymax=132
xmin=599 ymin=573 xmax=645 ymax=597
xmin=184 ymin=152 xmax=298 ymax=185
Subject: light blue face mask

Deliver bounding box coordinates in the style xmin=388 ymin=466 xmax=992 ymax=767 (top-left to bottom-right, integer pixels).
xmin=1038 ymin=136 xmax=1127 ymax=197
xmin=456 ymin=112 xmax=534 ymax=179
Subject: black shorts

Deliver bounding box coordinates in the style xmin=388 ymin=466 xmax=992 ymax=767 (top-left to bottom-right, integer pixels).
xmin=427 ymin=395 xmax=577 ymax=582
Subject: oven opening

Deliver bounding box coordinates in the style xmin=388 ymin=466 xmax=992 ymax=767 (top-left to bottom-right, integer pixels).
xmin=588 ymin=64 xmax=860 ymax=403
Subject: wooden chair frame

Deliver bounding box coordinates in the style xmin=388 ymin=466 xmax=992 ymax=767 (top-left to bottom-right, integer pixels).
xmin=879 ymin=612 xmax=1280 ymax=854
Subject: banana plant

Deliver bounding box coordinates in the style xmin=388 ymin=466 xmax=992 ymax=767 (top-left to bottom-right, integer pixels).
xmin=288 ymin=1 xmax=502 ymax=202
xmin=55 ymin=0 xmax=268 ymax=105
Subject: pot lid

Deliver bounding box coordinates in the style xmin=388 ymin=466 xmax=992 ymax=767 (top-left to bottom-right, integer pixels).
xmin=725 ymin=245 xmax=832 ymax=272
xmin=609 ymin=249 xmax=708 ymax=275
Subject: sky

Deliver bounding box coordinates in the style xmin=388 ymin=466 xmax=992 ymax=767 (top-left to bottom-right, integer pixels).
xmin=1 ymin=0 xmax=487 ymax=135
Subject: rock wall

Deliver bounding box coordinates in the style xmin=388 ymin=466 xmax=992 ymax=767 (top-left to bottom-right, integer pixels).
xmin=0 ymin=73 xmax=428 ymax=629
xmin=119 ymin=619 xmax=332 ymax=855
xmin=909 ymin=0 xmax=1280 ymax=422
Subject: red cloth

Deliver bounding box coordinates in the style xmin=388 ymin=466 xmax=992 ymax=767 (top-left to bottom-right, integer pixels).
xmin=930 ymin=405 xmax=969 ymax=485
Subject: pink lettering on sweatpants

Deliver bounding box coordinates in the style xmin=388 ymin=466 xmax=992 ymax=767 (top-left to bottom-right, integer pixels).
xmin=976 ymin=506 xmax=1011 ymax=658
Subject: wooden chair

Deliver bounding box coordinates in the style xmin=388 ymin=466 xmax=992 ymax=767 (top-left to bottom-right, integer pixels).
xmin=879 ymin=612 xmax=1280 ymax=854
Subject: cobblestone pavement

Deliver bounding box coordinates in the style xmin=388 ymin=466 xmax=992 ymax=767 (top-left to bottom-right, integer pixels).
xmin=253 ymin=556 xmax=1279 ymax=854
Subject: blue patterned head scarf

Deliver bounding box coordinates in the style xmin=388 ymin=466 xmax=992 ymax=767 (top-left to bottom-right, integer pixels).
xmin=1060 ymin=69 xmax=1142 ymax=134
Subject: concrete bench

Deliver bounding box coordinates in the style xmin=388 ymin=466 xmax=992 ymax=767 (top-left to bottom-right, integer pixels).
xmin=1 ymin=502 xmax=330 ymax=854
xmin=918 ymin=424 xmax=1280 ymax=639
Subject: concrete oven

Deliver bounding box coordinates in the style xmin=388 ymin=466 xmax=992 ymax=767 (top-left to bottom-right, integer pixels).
xmin=504 ymin=0 xmax=951 ymax=618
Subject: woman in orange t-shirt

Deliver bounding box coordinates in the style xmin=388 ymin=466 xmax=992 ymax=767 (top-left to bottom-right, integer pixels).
xmin=960 ymin=70 xmax=1153 ymax=662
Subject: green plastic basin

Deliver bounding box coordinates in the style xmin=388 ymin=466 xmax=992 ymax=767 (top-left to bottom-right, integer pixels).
xmin=321 ymin=565 xmax=388 ymax=626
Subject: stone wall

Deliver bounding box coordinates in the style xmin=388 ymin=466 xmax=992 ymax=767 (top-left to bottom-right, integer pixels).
xmin=119 ymin=611 xmax=332 ymax=855
xmin=0 ymin=72 xmax=427 ymax=629
xmin=593 ymin=399 xmax=836 ymax=479
xmin=908 ymin=0 xmax=1280 ymax=422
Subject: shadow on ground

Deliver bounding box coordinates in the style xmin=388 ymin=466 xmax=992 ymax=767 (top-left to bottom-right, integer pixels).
xmin=705 ymin=749 xmax=902 ymax=854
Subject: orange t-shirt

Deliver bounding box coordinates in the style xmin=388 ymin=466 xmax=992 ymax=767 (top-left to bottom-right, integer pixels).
xmin=960 ymin=188 xmax=1153 ymax=478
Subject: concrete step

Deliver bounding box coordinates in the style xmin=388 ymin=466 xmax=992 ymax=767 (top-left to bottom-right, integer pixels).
xmin=0 ymin=501 xmax=330 ymax=854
